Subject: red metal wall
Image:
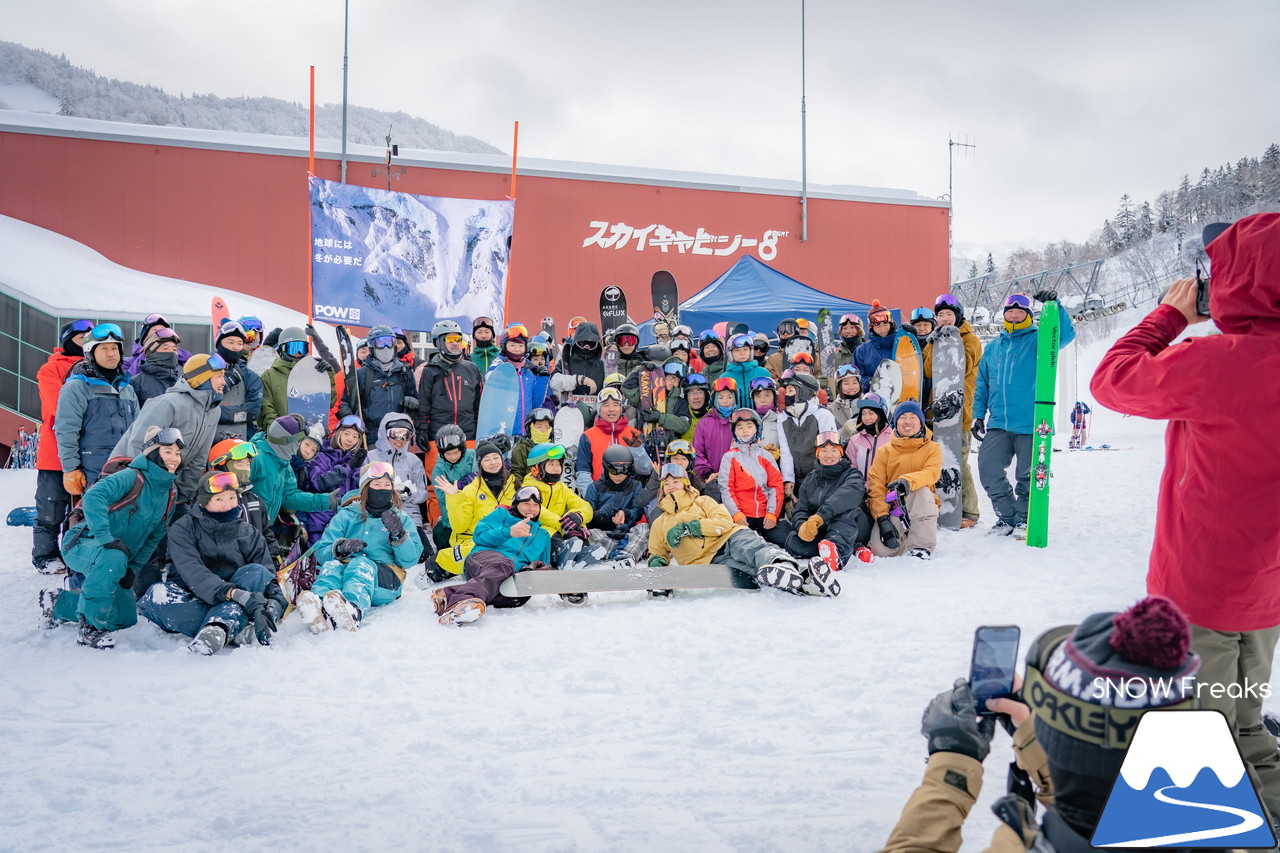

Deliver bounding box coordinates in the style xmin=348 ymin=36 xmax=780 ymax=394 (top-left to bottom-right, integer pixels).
xmin=0 ymin=130 xmax=948 ymax=334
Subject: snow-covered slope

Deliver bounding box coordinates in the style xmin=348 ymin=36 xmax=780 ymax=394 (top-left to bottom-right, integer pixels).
xmin=1 ymin=324 xmax=1270 ymax=852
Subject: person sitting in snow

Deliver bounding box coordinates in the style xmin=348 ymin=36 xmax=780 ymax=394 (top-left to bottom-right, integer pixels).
xmin=867 ymin=401 xmax=941 ymax=560
xmin=786 ymin=431 xmax=873 ymax=571
xmin=137 ymin=470 xmax=286 ymax=655
xmin=843 ymin=394 xmax=893 ymax=478
xmin=718 ymin=408 xmax=790 ymax=548
xmin=574 ymin=387 xmax=652 ymax=493
xmin=521 ymin=443 xmax=597 ymax=568
xmin=429 ymin=424 xmax=475 ymax=551
xmin=207 ymin=439 xmax=281 ymax=559
xmin=295 ymin=414 xmax=367 ymax=544
xmin=293 ymin=461 xmax=423 ymax=633
xmin=40 ymin=426 xmax=183 ymax=650
xmin=584 ymin=445 xmax=650 ymax=563
xmin=430 ymin=485 xmax=555 ymax=626
xmin=366 ymin=413 xmax=431 ymax=538
xmin=428 ymin=438 xmax=519 ymax=582
xmin=638 ymin=438 xmax=707 ymax=521
xmin=647 ymin=464 xmax=840 ymax=597
xmin=777 ymin=372 xmax=837 ymax=496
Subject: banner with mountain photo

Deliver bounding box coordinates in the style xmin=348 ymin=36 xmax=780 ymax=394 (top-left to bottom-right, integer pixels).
xmin=308 ymin=176 xmax=513 ymax=331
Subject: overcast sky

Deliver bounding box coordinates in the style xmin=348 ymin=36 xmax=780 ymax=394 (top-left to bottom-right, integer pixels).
xmin=5 ymin=0 xmax=1278 ymax=260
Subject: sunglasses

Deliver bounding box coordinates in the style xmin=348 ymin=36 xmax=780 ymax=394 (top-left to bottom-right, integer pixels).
xmin=90 ymin=323 xmax=124 ymax=341
xmin=281 ymin=340 xmax=309 ymax=357
xmin=371 ymin=335 xmax=396 ymax=349
xmin=205 ymin=471 xmax=241 ymax=494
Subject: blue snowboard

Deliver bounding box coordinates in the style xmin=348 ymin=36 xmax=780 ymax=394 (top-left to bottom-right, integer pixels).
xmin=477 ymin=362 xmax=522 ymax=441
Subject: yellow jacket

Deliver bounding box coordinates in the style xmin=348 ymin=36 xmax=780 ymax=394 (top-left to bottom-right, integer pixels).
xmin=648 ymin=487 xmax=742 ymax=564
xmin=520 ymin=474 xmax=593 ymax=534
xmin=867 ymin=430 xmax=943 ymax=518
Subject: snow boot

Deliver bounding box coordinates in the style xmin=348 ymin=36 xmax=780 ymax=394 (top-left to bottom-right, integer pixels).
xmin=560 ymin=593 xmax=588 ymax=606
xmin=322 ymin=590 xmax=361 ymax=632
xmin=438 ymin=597 xmax=485 ymax=626
xmin=38 ymin=588 xmax=60 ymax=630
xmin=758 ymin=562 xmax=805 ymax=595
xmin=909 ymin=547 xmax=932 ymax=560
xmin=233 ymin=623 xmax=254 ymax=646
xmin=817 ymin=540 xmax=842 ymax=575
xmin=188 ymin=623 xmax=228 ymax=655
xmin=76 ymin=616 xmax=114 ymax=649
xmin=295 ymin=590 xmax=330 ymax=634
xmin=647 ymin=589 xmax=674 ymax=599
xmin=36 ymin=556 xmax=67 ymax=575
xmin=845 ymin=546 xmax=875 ymax=568
xmin=415 ymin=556 xmax=452 ymax=589
xmin=803 ymin=557 xmax=842 ymax=598
xmin=1011 ymin=522 xmax=1028 ymax=541
xmin=960 ymin=518 xmax=977 ymax=529
xmin=988 ymin=520 xmax=1016 ymax=536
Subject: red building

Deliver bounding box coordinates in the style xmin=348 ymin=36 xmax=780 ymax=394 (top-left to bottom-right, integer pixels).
xmin=0 ymin=113 xmax=948 ymax=332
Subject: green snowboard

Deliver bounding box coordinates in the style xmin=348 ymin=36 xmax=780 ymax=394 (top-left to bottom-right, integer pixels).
xmin=1027 ymin=302 xmax=1061 ymax=548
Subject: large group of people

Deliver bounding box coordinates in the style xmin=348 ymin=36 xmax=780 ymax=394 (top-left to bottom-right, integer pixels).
xmin=32 ymin=282 xmax=1074 ymax=643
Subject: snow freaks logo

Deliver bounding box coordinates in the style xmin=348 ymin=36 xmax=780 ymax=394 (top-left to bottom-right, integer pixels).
xmin=314 ymin=304 xmax=362 ymax=323
xmin=1091 ymin=710 xmax=1276 ymax=848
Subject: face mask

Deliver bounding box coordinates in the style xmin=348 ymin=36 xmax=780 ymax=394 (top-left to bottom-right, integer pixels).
xmin=215 ymin=343 xmax=244 ymax=365
xmin=365 ymin=488 xmax=393 ymax=512
xmin=755 ymin=402 xmax=773 ymax=415
xmin=786 ymin=401 xmax=807 ymax=417
xmin=374 ymin=347 xmax=396 ymax=364
xmin=204 ymin=505 xmax=242 ymax=523
xmin=149 ymin=350 xmax=179 ymax=369
xmin=530 ymin=424 xmax=553 ymax=443
xmin=1003 ymin=314 xmax=1033 ymax=333
xmin=715 ymin=404 xmax=734 ymax=418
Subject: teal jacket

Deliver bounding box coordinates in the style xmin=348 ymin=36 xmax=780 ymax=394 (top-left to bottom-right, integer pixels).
xmin=247 ymin=431 xmax=332 ymax=521
xmin=314 ymin=499 xmax=423 ymax=569
xmin=973 ymin=303 xmax=1076 ymax=435
xmin=63 ymin=454 xmax=177 ymax=574
xmin=432 ymin=447 xmax=476 ymax=528
xmin=721 ymin=359 xmax=771 ymax=409
xmin=473 ymin=505 xmax=552 ymax=568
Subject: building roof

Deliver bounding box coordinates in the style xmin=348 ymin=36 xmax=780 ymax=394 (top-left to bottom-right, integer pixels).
xmin=0 ymin=111 xmax=948 ymax=208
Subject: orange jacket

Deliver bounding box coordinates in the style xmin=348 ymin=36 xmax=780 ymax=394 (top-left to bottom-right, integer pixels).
xmin=719 ymin=444 xmax=784 ymax=521
xmin=866 ymin=430 xmax=942 ymax=518
xmin=37 ymin=349 xmax=82 ymax=471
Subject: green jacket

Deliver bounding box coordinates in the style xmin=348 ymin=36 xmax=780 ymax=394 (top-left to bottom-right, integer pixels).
xmin=471 ymin=343 xmax=500 ymax=375
xmin=247 ymin=431 xmax=332 ymax=521
xmin=258 ymin=356 xmax=336 ymax=432
xmin=64 ymin=454 xmax=177 ymax=574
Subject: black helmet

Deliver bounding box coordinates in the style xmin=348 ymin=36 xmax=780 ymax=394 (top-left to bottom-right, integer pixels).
xmin=602 ymin=444 xmax=633 ymax=475
xmin=436 ymin=424 xmax=466 ymax=452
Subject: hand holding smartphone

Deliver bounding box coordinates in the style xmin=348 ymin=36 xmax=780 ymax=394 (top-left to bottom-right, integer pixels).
xmin=969 ymin=625 xmax=1021 ymax=716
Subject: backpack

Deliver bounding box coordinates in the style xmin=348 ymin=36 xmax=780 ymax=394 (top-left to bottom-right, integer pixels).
xmin=61 ymin=457 xmax=174 ymax=551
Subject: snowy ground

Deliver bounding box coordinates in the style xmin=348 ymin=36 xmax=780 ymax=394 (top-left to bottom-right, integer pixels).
xmin=2 ymin=319 xmax=1268 ymax=852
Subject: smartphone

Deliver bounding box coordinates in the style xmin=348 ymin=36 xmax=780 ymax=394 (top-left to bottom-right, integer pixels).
xmin=969 ymin=625 xmax=1021 ymax=715
xmin=1195 ymin=269 xmax=1211 ymax=317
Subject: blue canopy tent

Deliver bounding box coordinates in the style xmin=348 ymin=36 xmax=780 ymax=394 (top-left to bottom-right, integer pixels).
xmin=637 ymin=256 xmax=900 ymax=345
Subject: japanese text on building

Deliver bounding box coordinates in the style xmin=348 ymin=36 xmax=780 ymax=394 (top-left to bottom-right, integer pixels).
xmin=581 ymin=223 xmax=788 ymax=262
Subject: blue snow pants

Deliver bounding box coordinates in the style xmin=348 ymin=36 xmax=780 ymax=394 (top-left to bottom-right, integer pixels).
xmin=138 ymin=563 xmax=275 ymax=639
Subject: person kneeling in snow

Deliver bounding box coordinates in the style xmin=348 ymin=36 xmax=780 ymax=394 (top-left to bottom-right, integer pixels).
xmin=137 ymin=470 xmax=286 ymax=655
xmin=786 ymin=431 xmax=874 ymax=570
xmin=522 ymin=443 xmax=599 ymax=569
xmin=583 ymin=444 xmax=649 ymax=564
xmin=431 ymin=485 xmax=554 ymax=626
xmin=41 ymin=426 xmax=183 ymax=650
xmin=867 ymin=401 xmax=941 ymax=560
xmin=294 ymin=461 xmax=423 ymax=633
xmin=647 ymin=464 xmax=840 ymax=597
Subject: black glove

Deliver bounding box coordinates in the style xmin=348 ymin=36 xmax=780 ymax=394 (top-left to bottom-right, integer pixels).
xmin=328 ymin=489 xmax=343 ymax=510
xmin=334 ymin=538 xmax=367 ymax=558
xmin=229 ymin=589 xmax=277 ymax=646
xmin=315 ymin=358 xmax=335 ymax=374
xmin=349 ymin=447 xmax=367 ymax=469
xmin=887 ymin=478 xmax=908 ymax=496
xmin=639 ymin=408 xmax=661 ymax=424
xmin=921 ymin=678 xmax=997 ymax=762
xmin=264 ymin=581 xmax=289 ymax=614
xmin=1033 ymin=289 xmax=1057 ymax=303
xmin=971 ymin=418 xmax=986 ymax=441
xmin=103 ymin=539 xmax=132 ymax=558
xmin=559 ymin=511 xmax=584 ymax=535
xmin=268 ymin=539 xmax=291 ymax=559
xmin=401 ymin=396 xmax=419 ymax=411
xmin=264 ymin=328 xmax=282 ymax=349
xmin=381 ymin=509 xmax=406 ymax=543
xmin=877 ymin=515 xmax=900 ymax=551
xmin=119 ymin=568 xmax=136 ymax=590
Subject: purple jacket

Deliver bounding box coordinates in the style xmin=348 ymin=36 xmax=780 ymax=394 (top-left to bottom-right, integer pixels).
xmin=693 ymin=409 xmax=734 ymax=480
xmin=123 ymin=342 xmax=193 ymax=377
xmin=296 ymin=444 xmax=362 ymax=538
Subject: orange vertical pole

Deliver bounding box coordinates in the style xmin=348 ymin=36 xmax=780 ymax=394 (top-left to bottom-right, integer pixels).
xmin=309 ymin=66 xmax=316 ymax=175
xmin=503 ymin=120 xmax=518 ymax=322
xmin=308 ymin=66 xmax=316 ymax=320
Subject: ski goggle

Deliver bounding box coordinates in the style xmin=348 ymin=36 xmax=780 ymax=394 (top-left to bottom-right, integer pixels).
xmin=684 ymin=372 xmax=708 ymax=388
xmin=729 ymin=409 xmax=758 ymax=427
xmin=1004 ymin=294 xmax=1033 ymax=312
xmin=604 ymin=455 xmax=633 ymax=474
xmin=216 ymin=321 xmax=243 ymax=339
xmin=749 ymin=377 xmax=776 ymax=392
xmin=911 ymin=307 xmax=936 ymax=323
xmin=527 ymin=407 xmax=555 ymax=425
xmin=712 ymin=376 xmax=738 ymax=392
xmin=151 ymin=427 xmax=186 ymax=449
xmin=239 ymin=316 xmax=264 ymax=332
xmin=659 ymin=463 xmax=688 ymax=481
xmin=514 ymin=485 xmax=543 ymax=505
xmin=670 ymin=339 xmax=691 ymax=352
xmin=436 ymin=431 xmax=466 ymax=452
xmin=473 ymin=316 xmax=495 ymax=331
xmin=835 ymin=364 xmax=859 ymax=379
xmin=870 ymin=314 xmax=892 ymax=326
xmin=791 ymin=352 xmax=814 ymax=365
xmin=363 ymin=461 xmax=396 ymax=482
xmin=142 ymin=313 xmax=169 ymax=327
xmin=90 ymin=323 xmax=125 ymax=342
xmin=752 ymin=341 xmax=770 ymax=352
xmin=205 ymin=353 xmax=229 ymax=371
xmin=531 ymin=445 xmax=566 ymax=463
xmin=935 ymin=294 xmax=962 ymax=310
xmin=204 ymin=471 xmax=241 ymax=494
xmin=387 ymin=427 xmax=411 ymax=441
xmin=337 ymin=414 xmax=366 ymax=433
xmin=281 ymin=340 xmax=309 ymax=357
xmin=728 ymin=334 xmax=753 ymax=349
xmin=370 ymin=335 xmax=396 ymax=349
xmin=672 ymin=325 xmax=693 ymax=338
xmin=663 ymin=361 xmax=687 ymax=377
xmin=599 ymin=387 xmax=624 ymax=404
xmin=698 ymin=330 xmax=722 ymax=345
xmin=67 ymin=319 xmax=96 ymax=334
xmin=504 ymin=323 xmax=529 ymax=340
xmin=777 ymin=321 xmax=799 ymax=336
xmin=151 ymin=327 xmax=182 ymax=343
xmin=838 ymin=314 xmax=863 ymax=327
xmin=665 ymin=440 xmax=694 ymax=459
xmin=213 ymin=442 xmax=256 ymax=465
xmin=815 ymin=431 xmax=843 ymax=450
xmin=616 ymin=334 xmax=639 ymax=346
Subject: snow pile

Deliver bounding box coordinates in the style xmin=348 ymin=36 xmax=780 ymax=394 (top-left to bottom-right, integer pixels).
xmin=1 ymin=323 xmax=1271 ymax=851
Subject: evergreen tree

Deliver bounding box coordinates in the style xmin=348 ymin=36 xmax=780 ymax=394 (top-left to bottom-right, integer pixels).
xmin=1114 ymin=194 xmax=1136 ymax=246
xmin=1136 ymin=201 xmax=1154 ymax=241
xmin=984 ymin=253 xmax=996 ymax=275
xmin=1101 ymin=219 xmax=1123 ymax=255
xmin=967 ymin=260 xmax=980 ymax=279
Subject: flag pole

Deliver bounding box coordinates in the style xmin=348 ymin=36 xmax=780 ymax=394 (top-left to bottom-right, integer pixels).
xmin=308 ymin=65 xmax=316 ymax=321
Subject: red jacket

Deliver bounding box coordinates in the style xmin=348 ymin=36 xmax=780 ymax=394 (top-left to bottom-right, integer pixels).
xmin=1091 ymin=212 xmax=1280 ymax=632
xmin=37 ymin=349 xmax=82 ymax=471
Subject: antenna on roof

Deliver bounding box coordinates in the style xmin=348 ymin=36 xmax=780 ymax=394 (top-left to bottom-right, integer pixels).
xmin=947 ymin=134 xmax=976 ymax=260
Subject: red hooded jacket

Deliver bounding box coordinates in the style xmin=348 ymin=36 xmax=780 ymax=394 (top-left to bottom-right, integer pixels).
xmin=1091 ymin=213 xmax=1280 ymax=631
xmin=36 ymin=349 xmax=83 ymax=471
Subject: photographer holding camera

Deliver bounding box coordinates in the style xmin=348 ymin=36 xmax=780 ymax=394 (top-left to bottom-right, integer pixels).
xmin=1092 ymin=213 xmax=1280 ymax=816
xmin=879 ymin=597 xmax=1200 ymax=851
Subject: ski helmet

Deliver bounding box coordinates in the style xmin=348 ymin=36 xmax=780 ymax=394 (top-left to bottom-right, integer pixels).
xmin=603 ymin=372 xmax=625 ymax=389
xmin=646 ymin=344 xmax=672 ymax=363
xmin=602 ymin=444 xmax=633 ymax=476
xmin=527 ymin=443 xmax=566 ymax=482
xmin=524 ymin=406 xmax=555 ymax=431
xmin=83 ymin=322 xmax=125 ymax=359
xmin=933 ymin=293 xmax=966 ymax=325
xmin=615 ymin=324 xmax=640 ymax=347
xmin=729 ymin=408 xmax=762 ymax=443
xmin=277 ymin=326 xmax=310 ymax=359
xmin=432 ymin=319 xmax=463 ymax=341
xmin=435 ymin=424 xmax=466 ymax=453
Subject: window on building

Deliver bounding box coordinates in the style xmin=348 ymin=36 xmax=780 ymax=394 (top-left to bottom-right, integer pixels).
xmin=21 ymin=303 xmax=56 ymax=350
